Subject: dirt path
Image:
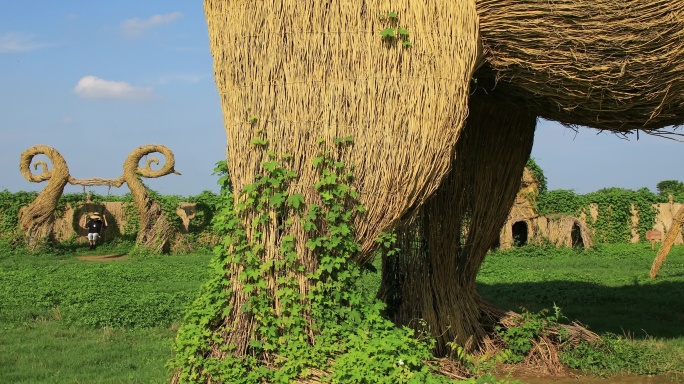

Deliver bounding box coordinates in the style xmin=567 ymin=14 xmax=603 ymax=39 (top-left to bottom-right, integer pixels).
xmin=77 ymin=254 xmax=128 ymax=262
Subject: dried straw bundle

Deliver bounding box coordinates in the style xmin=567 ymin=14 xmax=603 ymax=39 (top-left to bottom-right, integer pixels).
xmin=484 ymin=310 xmax=600 ymax=376
xmin=651 ymin=204 xmax=684 ymax=277
xmin=204 ymin=0 xmax=480 ymax=260
xmin=477 ymin=0 xmax=684 ymax=131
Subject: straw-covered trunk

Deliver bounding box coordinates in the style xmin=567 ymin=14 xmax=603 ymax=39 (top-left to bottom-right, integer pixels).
xmin=204 ymin=0 xmax=481 ymax=332
xmin=204 ymin=0 xmax=479 ymax=259
xmin=171 ymin=0 xmax=480 ymax=379
xmin=380 ymin=95 xmax=537 ymax=355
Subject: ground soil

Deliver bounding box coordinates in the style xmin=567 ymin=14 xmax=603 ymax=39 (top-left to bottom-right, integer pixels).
xmin=77 ymin=254 xmax=128 ymax=262
xmin=500 ymin=370 xmax=682 ymax=384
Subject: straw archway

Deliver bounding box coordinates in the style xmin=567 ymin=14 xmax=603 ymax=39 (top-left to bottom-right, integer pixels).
xmin=18 ymin=144 xmax=180 ymax=251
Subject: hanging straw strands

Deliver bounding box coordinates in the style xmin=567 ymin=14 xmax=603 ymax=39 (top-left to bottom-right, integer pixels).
xmin=205 ymin=0 xmax=480 ymax=262
xmin=476 ymin=0 xmax=684 ymax=131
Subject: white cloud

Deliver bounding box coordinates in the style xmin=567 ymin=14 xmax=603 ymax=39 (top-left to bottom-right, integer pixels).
xmin=73 ymin=76 xmax=154 ymax=100
xmin=121 ymin=12 xmax=183 ymax=37
xmin=0 ymin=32 xmax=43 ymax=53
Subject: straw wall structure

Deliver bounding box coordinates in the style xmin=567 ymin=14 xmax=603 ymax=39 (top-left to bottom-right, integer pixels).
xmin=379 ymin=94 xmax=537 ymax=354
xmin=476 ymin=0 xmax=684 ymax=132
xmin=205 ymin=0 xmax=480 ymax=261
xmin=546 ymin=216 xmax=594 ymax=249
xmin=16 ymin=200 xmax=212 ymax=254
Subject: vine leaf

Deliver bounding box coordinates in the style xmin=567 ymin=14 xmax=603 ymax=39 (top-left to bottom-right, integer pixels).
xmin=380 ymin=28 xmax=396 ymax=38
xmin=287 ymin=194 xmax=305 ymax=210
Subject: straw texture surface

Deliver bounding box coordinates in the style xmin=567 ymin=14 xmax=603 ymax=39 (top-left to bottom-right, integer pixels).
xmin=18 ymin=145 xmax=71 ymax=247
xmin=205 ymin=0 xmax=480 ymax=261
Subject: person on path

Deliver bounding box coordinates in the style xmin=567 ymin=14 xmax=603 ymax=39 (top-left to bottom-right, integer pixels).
xmin=86 ymin=212 xmax=108 ymax=250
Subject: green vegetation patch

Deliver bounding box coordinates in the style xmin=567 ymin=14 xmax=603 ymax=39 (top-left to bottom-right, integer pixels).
xmin=0 ymin=252 xmax=212 ymax=328
xmin=479 ymin=243 xmax=684 ymax=376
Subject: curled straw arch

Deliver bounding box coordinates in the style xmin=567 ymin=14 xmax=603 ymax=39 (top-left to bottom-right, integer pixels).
xmin=121 ymin=144 xmax=181 ymax=252
xmin=18 ymin=144 xmax=180 ymax=250
xmin=18 ymin=145 xmax=71 ymax=246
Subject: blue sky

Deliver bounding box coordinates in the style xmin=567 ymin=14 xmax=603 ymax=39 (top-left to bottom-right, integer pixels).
xmin=1 ymin=1 xmax=683 ymax=197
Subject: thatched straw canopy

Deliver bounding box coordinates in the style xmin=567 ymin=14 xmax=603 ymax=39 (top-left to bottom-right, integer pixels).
xmin=477 ymin=0 xmax=684 ymax=131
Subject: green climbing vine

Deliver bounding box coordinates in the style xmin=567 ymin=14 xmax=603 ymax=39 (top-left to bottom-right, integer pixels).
xmin=537 ymin=189 xmax=585 ymax=217
xmin=537 ymin=187 xmax=659 ymax=244
xmin=525 ymin=157 xmax=547 ymax=195
xmin=584 ymin=188 xmax=659 ymax=244
xmin=379 ymin=11 xmax=413 ymax=47
xmin=169 ymin=137 xmax=450 ymax=383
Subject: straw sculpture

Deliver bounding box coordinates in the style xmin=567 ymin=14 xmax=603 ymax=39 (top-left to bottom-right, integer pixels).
xmin=650 ymin=204 xmax=684 ymax=278
xmin=18 ymin=144 xmax=180 ymax=251
xmin=120 ymin=145 xmax=181 ymax=252
xmin=476 ymin=0 xmax=684 ymax=132
xmin=379 ymin=94 xmax=538 ymax=354
xmin=205 ymin=0 xmax=479 ymax=259
xmin=193 ymin=0 xmax=684 ymax=377
xmin=18 ymin=145 xmax=71 ymax=248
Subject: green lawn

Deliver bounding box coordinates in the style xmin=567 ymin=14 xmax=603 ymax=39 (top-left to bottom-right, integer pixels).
xmin=0 ymin=250 xmax=212 ymax=383
xmin=478 ymin=243 xmax=684 ymax=343
xmin=1 ymin=323 xmax=174 ymax=384
xmin=1 ymin=243 xmax=683 ymax=382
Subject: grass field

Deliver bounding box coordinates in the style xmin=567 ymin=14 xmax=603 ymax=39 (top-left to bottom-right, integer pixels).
xmin=479 ymin=243 xmax=684 ymax=344
xmin=1 ymin=243 xmax=682 ymax=383
xmin=0 ymin=249 xmax=212 ymax=383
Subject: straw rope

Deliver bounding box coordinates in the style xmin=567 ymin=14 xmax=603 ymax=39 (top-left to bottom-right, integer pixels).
xmin=476 ymin=0 xmax=684 ymax=131
xmin=379 ymin=94 xmax=537 ymax=355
